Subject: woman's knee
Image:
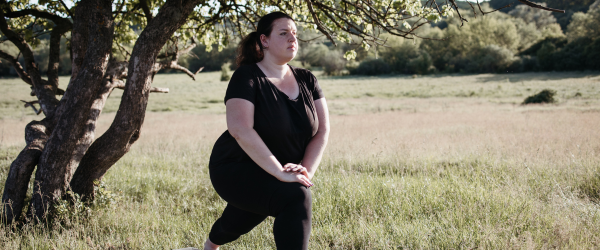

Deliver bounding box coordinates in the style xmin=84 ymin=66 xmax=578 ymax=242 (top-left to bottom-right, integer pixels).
xmin=284 ymin=183 xmax=312 ymax=206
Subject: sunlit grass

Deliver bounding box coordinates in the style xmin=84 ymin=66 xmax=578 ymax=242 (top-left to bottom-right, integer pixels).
xmin=0 ymin=71 xmax=599 ymax=249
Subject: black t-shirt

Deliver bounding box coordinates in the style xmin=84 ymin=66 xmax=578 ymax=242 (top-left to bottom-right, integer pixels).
xmin=209 ymin=64 xmax=324 ymax=167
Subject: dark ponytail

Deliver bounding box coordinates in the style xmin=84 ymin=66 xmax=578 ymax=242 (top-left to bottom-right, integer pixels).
xmin=236 ymin=12 xmax=294 ymax=67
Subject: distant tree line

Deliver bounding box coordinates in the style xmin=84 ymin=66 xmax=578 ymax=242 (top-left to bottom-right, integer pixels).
xmin=345 ymin=1 xmax=600 ymax=75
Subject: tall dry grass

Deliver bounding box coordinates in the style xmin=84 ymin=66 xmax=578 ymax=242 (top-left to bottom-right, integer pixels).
xmin=0 ymin=71 xmax=599 ymax=249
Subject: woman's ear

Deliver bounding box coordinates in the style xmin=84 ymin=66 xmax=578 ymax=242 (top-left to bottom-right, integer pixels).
xmin=260 ymin=34 xmax=269 ymax=49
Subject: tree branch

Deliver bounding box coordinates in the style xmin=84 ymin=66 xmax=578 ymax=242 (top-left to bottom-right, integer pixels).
xmin=47 ymin=24 xmax=71 ymax=91
xmin=0 ymin=50 xmax=31 ymax=85
xmin=3 ymin=8 xmax=73 ymax=27
xmin=113 ymin=81 xmax=170 ymax=93
xmin=154 ymin=42 xmax=203 ymax=80
xmin=139 ymin=0 xmax=153 ymax=23
xmin=449 ymin=0 xmax=468 ymax=27
xmin=477 ymin=0 xmax=512 ymax=15
xmin=517 ymin=0 xmax=565 ymax=13
xmin=58 ymin=0 xmax=73 ymax=17
xmin=305 ymin=0 xmax=337 ymax=46
xmin=21 ymin=100 xmax=42 ymax=115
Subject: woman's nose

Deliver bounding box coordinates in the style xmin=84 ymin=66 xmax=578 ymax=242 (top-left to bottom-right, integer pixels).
xmin=289 ymin=34 xmax=297 ymax=42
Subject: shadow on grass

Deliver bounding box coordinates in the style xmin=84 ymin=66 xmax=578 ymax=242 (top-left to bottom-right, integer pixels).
xmin=579 ymin=171 xmax=600 ymax=203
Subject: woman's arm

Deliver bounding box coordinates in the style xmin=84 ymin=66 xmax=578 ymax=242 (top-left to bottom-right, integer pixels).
xmin=299 ymin=98 xmax=330 ymax=179
xmin=226 ymin=98 xmax=314 ymax=187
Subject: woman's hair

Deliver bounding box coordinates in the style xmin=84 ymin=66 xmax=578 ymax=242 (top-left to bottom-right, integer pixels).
xmin=236 ymin=12 xmax=294 ymax=67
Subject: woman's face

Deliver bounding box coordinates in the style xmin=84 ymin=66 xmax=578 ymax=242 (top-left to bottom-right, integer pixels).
xmin=260 ymin=18 xmax=298 ymax=63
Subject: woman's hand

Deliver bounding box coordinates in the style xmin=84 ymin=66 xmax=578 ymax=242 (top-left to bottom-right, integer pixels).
xmin=283 ymin=163 xmax=312 ymax=180
xmin=277 ymin=166 xmax=313 ymax=187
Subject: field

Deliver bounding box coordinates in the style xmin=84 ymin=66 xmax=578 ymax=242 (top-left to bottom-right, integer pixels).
xmin=1 ymin=71 xmax=600 ymax=249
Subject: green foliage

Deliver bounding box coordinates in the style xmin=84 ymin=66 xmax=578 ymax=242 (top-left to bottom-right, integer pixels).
xmin=297 ymin=44 xmax=330 ymax=68
xmin=92 ymin=180 xmax=121 ymax=208
xmin=52 ymin=180 xmax=120 ymax=225
xmin=490 ymin=0 xmax=597 ymax=29
xmin=183 ymin=44 xmax=236 ymax=73
xmin=379 ymin=39 xmax=421 ymax=73
xmin=466 ymin=45 xmax=517 ymax=73
xmin=350 ymin=58 xmax=392 ymax=75
xmin=566 ymin=7 xmax=600 ymax=42
xmin=322 ymin=50 xmax=347 ymax=76
xmin=419 ymin=10 xmax=533 ymax=73
xmin=52 ymin=191 xmax=91 ymax=226
xmin=514 ymin=6 xmax=600 ymax=72
xmin=508 ymin=3 xmax=558 ymax=28
xmin=522 ymin=89 xmax=557 ymax=104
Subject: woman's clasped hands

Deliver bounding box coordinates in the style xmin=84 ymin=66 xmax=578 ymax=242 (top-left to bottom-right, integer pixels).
xmin=279 ymin=163 xmax=313 ymax=188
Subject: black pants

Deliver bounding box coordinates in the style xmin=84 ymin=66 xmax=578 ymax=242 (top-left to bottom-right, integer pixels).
xmin=208 ymin=161 xmax=312 ymax=249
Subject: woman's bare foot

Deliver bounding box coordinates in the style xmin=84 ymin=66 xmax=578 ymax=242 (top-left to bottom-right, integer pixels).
xmin=203 ymin=238 xmax=220 ymax=250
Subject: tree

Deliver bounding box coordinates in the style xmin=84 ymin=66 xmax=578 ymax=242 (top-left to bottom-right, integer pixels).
xmin=490 ymin=0 xmax=595 ymax=29
xmin=509 ymin=2 xmax=557 ymax=28
xmin=0 ymin=0 xmax=560 ymax=223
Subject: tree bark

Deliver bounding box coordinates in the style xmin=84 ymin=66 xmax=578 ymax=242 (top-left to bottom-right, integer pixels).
xmin=70 ymin=0 xmax=201 ymax=199
xmin=68 ymin=1 xmax=89 ymax=85
xmin=1 ymin=121 xmax=49 ymax=223
xmin=70 ymin=61 xmax=128 ymax=179
xmin=30 ymin=0 xmax=114 ymax=220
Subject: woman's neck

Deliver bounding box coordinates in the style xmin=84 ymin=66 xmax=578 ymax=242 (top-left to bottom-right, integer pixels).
xmin=257 ymin=54 xmax=289 ymax=79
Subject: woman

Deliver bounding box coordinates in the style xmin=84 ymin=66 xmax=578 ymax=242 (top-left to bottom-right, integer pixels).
xmin=203 ymin=12 xmax=330 ymax=250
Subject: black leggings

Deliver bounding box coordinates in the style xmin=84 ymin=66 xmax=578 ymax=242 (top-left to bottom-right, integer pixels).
xmin=208 ymin=161 xmax=312 ymax=249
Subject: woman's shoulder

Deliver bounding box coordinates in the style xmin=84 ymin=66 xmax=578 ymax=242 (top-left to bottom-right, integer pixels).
xmin=288 ymin=64 xmax=317 ymax=82
xmin=232 ymin=64 xmax=257 ymax=75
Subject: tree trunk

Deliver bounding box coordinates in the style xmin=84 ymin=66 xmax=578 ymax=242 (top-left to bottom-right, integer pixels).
xmin=1 ymin=121 xmax=49 ymax=223
xmin=70 ymin=0 xmax=201 ymax=199
xmin=30 ymin=0 xmax=114 ymax=220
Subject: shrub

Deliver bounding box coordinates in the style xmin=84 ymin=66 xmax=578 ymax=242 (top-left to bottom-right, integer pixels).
xmin=380 ymin=42 xmax=420 ymax=73
xmin=185 ymin=44 xmax=236 ymax=72
xmin=350 ymin=58 xmax=391 ymax=75
xmin=585 ymin=38 xmax=600 ymax=69
xmin=536 ymin=42 xmax=557 ymax=71
xmin=467 ymin=44 xmax=514 ymax=73
xmin=302 ymin=44 xmax=330 ymax=67
xmin=566 ymin=7 xmax=600 ymax=42
xmin=508 ymin=55 xmax=539 ymax=72
xmin=522 ymin=89 xmax=557 ymax=104
xmin=508 ymin=3 xmax=557 ymax=28
xmin=220 ymin=63 xmax=231 ymax=81
xmin=322 ymin=50 xmax=347 ymax=76
xmin=450 ymin=45 xmax=516 ymax=73
xmin=407 ymin=51 xmax=435 ymax=74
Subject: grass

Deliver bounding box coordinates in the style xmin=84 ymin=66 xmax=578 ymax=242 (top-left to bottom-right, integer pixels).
xmin=0 ymin=71 xmax=600 ymax=249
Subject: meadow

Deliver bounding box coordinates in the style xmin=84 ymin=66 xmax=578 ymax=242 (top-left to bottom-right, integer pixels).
xmin=1 ymin=70 xmax=600 ymax=249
